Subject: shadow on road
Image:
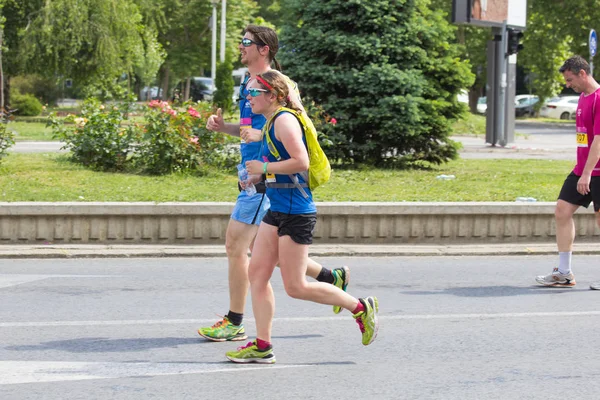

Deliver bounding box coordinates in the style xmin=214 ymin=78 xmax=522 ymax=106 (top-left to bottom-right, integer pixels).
xmin=5 ymin=334 xmax=325 ymax=353
xmin=403 ymin=285 xmax=582 ymax=298
xmin=6 ymin=337 xmax=203 ymax=353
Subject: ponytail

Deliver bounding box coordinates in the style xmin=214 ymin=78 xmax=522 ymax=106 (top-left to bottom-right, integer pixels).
xmin=272 ymin=56 xmax=282 ymax=72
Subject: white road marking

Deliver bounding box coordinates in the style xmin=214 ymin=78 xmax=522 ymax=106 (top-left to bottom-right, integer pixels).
xmin=0 ymin=274 xmax=119 ymax=289
xmin=0 ymin=361 xmax=311 ymax=385
xmin=1 ymin=310 xmax=600 ymax=328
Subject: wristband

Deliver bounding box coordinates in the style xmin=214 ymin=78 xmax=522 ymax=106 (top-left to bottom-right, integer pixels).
xmin=263 ymin=162 xmax=269 ymax=174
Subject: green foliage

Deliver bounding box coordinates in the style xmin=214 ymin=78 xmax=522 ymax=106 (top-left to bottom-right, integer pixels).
xmin=518 ymin=2 xmax=574 ymax=102
xmin=135 ymin=100 xmax=238 ymax=175
xmin=279 ymin=0 xmax=473 ymax=167
xmin=10 ymin=93 xmax=43 ymax=116
xmin=48 ymin=98 xmax=239 ymax=175
xmin=19 ymin=0 xmax=149 ymax=99
xmin=213 ymin=51 xmax=234 ymax=111
xmin=10 ymin=75 xmax=59 ymax=106
xmin=135 ymin=100 xmax=205 ymax=174
xmin=49 ymin=99 xmax=137 ymax=171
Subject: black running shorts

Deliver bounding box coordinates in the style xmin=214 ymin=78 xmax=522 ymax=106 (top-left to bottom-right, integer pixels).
xmin=558 ymin=171 xmax=600 ymax=211
xmin=261 ymin=210 xmax=317 ymax=245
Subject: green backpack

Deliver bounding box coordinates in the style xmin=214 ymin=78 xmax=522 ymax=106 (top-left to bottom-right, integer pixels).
xmin=264 ymin=107 xmax=331 ymax=193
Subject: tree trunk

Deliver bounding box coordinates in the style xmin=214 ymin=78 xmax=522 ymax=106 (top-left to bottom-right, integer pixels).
xmin=184 ymin=77 xmax=191 ymax=101
xmin=161 ymin=66 xmax=170 ymax=101
xmin=468 ymin=90 xmax=479 ymax=114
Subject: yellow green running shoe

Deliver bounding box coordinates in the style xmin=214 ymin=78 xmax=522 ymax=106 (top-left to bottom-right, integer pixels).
xmin=197 ymin=316 xmax=248 ymax=342
xmin=353 ymin=296 xmax=379 ymax=346
xmin=226 ymin=340 xmax=276 ymax=364
xmin=332 ymin=266 xmax=350 ymax=314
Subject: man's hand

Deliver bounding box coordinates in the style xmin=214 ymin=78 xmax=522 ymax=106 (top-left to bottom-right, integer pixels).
xmin=241 ymin=128 xmax=262 ymax=143
xmin=206 ymin=108 xmax=224 ymax=132
xmin=577 ymin=173 xmax=591 ymax=195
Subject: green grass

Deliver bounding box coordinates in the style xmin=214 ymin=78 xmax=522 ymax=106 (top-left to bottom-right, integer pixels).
xmin=452 ymin=113 xmax=487 ymax=136
xmin=7 ymin=121 xmax=54 ymax=141
xmin=0 ymin=153 xmax=573 ymax=202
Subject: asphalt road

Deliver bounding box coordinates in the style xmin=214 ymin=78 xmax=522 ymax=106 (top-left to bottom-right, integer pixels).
xmin=2 ymin=255 xmax=600 ymax=400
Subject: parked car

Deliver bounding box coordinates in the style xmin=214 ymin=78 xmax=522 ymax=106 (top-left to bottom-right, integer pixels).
xmin=476 ymin=95 xmax=538 ymax=116
xmin=514 ymin=96 xmax=539 ymax=117
xmin=477 ymin=96 xmax=487 ymax=114
xmin=514 ymin=94 xmax=537 ymax=104
xmin=539 ymin=96 xmax=580 ymax=120
xmin=457 ymin=89 xmax=469 ymax=104
xmin=140 ymin=86 xmax=163 ymax=101
xmin=173 ymin=77 xmax=215 ymax=102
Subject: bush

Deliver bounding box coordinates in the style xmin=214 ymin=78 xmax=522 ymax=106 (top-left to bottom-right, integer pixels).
xmin=280 ymin=0 xmax=473 ymax=167
xmin=48 ymin=99 xmax=137 ymax=171
xmin=134 ymin=100 xmax=237 ymax=175
xmin=11 ymin=75 xmax=60 ymax=106
xmin=11 ymin=93 xmax=44 ymax=116
xmin=49 ymin=98 xmax=239 ymax=175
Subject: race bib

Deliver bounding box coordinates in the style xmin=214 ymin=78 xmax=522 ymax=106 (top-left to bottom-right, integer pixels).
xmin=263 ymin=156 xmax=276 ymax=183
xmin=576 ymin=132 xmax=588 ymax=147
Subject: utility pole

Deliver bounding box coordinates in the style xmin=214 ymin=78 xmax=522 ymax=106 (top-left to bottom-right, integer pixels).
xmin=220 ymin=0 xmax=226 ymax=63
xmin=210 ymin=0 xmax=218 ymax=81
xmin=0 ymin=29 xmax=4 ymax=110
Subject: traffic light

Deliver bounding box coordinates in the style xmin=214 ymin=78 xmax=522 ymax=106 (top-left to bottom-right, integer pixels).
xmin=507 ymin=28 xmax=524 ymax=55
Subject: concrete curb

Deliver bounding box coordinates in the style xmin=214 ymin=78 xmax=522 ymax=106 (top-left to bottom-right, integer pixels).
xmin=1 ymin=243 xmax=599 ymax=259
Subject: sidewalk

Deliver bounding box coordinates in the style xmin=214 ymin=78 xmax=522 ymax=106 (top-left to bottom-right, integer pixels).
xmin=0 ymin=243 xmax=598 ymax=259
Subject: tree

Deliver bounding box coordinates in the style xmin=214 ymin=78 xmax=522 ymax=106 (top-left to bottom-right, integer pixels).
xmin=0 ymin=0 xmax=45 ymax=107
xmin=518 ymin=0 xmax=590 ymax=102
xmin=213 ymin=49 xmax=234 ymax=111
xmin=139 ymin=0 xmax=260 ymax=102
xmin=279 ymin=0 xmax=473 ymax=167
xmin=19 ymin=0 xmax=149 ymax=99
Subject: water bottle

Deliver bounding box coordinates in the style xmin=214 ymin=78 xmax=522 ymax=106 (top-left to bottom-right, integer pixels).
xmin=436 ymin=174 xmax=456 ymax=180
xmin=237 ymin=164 xmax=256 ymax=197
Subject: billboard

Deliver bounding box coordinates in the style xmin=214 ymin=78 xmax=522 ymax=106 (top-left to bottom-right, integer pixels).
xmin=452 ymin=0 xmax=526 ymax=29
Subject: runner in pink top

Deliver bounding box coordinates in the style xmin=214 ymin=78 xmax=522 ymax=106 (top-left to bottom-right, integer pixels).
xmin=535 ymin=55 xmax=600 ymax=290
xmin=573 ymin=89 xmax=600 ymax=176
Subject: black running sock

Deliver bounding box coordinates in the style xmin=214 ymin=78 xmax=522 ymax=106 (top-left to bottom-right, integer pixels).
xmin=316 ymin=267 xmax=334 ymax=284
xmin=226 ymin=311 xmax=243 ymax=326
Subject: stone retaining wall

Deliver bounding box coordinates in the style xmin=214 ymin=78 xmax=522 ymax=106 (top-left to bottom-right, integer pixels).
xmin=0 ymin=202 xmax=598 ymax=244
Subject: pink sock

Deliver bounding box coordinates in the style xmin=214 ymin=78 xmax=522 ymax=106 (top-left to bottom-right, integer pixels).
xmin=256 ymin=338 xmax=271 ymax=350
xmin=352 ymin=301 xmax=365 ymax=314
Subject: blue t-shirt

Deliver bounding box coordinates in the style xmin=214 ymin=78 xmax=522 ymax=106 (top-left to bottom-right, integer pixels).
xmin=263 ymin=111 xmax=316 ymax=215
xmin=239 ymin=75 xmax=266 ymax=165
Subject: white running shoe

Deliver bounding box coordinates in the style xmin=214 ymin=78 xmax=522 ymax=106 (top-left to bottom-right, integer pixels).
xmin=535 ymin=268 xmax=576 ymax=287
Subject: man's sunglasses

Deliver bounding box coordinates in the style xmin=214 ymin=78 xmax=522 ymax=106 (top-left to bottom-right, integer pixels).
xmin=241 ymin=38 xmax=265 ymax=47
xmin=247 ymin=88 xmax=268 ymax=97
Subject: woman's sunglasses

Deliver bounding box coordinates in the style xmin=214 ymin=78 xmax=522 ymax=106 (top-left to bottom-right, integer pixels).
xmin=241 ymin=38 xmax=264 ymax=47
xmin=247 ymin=88 xmax=268 ymax=97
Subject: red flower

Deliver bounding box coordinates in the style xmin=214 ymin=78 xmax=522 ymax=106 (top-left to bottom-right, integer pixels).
xmin=330 ymin=117 xmax=337 ymax=126
xmin=187 ymin=107 xmax=201 ymax=118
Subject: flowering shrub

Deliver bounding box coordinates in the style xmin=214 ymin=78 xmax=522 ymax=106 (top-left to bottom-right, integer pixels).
xmin=133 ymin=100 xmax=238 ymax=175
xmin=133 ymin=101 xmax=201 ymax=175
xmin=49 ymin=98 xmax=239 ymax=175
xmin=49 ymin=99 xmax=137 ymax=171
